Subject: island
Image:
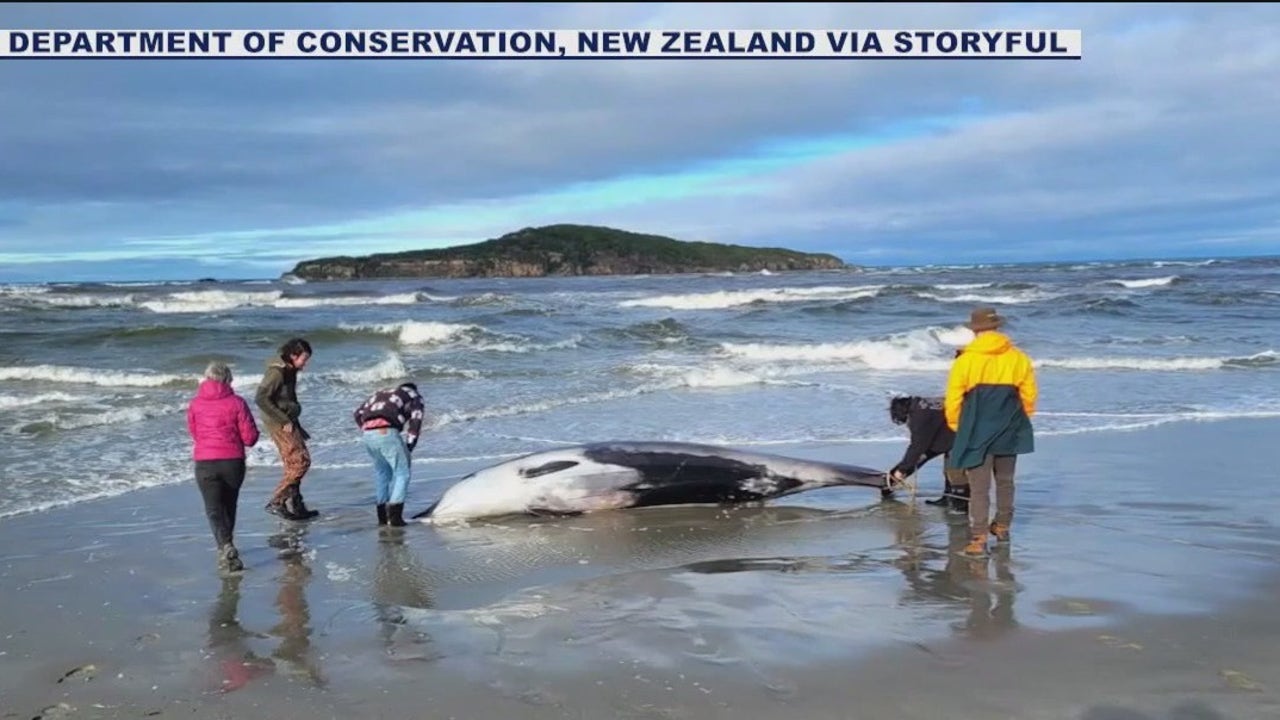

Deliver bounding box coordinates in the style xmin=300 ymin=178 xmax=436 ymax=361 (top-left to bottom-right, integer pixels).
xmin=286 ymin=224 xmax=851 ymax=280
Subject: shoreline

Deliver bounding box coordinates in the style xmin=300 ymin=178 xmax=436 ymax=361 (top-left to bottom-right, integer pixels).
xmin=3 ymin=417 xmax=1280 ymax=718
xmin=5 ymin=409 xmax=1273 ymax=523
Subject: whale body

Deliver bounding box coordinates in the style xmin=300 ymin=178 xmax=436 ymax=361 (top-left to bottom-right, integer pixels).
xmin=413 ymin=441 xmax=889 ymax=524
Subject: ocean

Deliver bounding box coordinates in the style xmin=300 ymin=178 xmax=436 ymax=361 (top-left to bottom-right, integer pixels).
xmin=1 ymin=256 xmax=1277 ymax=521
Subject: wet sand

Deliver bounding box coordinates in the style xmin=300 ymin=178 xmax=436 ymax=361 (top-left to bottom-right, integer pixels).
xmin=3 ymin=418 xmax=1280 ymax=719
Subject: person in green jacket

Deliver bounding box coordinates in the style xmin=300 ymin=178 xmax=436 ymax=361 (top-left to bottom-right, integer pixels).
xmin=256 ymin=337 xmax=318 ymax=521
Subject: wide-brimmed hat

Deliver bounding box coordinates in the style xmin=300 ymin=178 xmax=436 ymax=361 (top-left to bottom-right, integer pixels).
xmin=966 ymin=306 xmax=1005 ymax=332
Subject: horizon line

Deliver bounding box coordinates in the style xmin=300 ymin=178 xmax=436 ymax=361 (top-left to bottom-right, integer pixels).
xmin=2 ymin=250 xmax=1275 ymax=285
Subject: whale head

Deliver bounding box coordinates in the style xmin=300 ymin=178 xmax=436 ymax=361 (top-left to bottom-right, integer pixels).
xmin=418 ymin=447 xmax=643 ymax=524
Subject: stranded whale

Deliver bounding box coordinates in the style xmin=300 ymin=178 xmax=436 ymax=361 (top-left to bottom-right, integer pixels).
xmin=412 ymin=441 xmax=890 ymax=524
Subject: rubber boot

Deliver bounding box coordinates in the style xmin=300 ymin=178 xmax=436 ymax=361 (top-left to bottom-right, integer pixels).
xmin=284 ymin=486 xmax=319 ymax=521
xmin=296 ymin=489 xmax=320 ymax=520
xmin=926 ymin=480 xmax=952 ymax=506
xmin=376 ymin=504 xmax=388 ymax=526
xmin=266 ymin=498 xmax=305 ymax=521
xmin=387 ymin=503 xmax=406 ymax=527
xmin=948 ymin=485 xmax=971 ymax=514
xmin=218 ymin=543 xmax=243 ymax=573
xmin=264 ymin=496 xmax=289 ymax=518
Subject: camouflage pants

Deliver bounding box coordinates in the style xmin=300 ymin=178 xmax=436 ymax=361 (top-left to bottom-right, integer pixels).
xmin=268 ymin=425 xmax=311 ymax=504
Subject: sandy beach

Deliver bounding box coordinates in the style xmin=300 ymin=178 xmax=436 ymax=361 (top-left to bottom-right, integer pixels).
xmin=4 ymin=417 xmax=1280 ymax=720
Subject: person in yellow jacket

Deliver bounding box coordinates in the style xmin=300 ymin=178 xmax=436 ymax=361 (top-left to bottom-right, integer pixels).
xmin=944 ymin=307 xmax=1038 ymax=557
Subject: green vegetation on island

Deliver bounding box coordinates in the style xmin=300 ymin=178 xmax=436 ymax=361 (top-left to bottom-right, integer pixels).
xmin=287 ymin=224 xmax=851 ymax=280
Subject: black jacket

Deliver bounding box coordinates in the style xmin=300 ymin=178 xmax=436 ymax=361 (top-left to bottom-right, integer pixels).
xmin=893 ymin=396 xmax=956 ymax=476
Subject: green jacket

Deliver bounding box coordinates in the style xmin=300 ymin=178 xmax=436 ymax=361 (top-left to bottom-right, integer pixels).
xmin=255 ymin=359 xmax=303 ymax=435
xmin=945 ymin=384 xmax=1034 ymax=471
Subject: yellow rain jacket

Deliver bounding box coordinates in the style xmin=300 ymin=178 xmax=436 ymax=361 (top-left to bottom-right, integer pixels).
xmin=944 ymin=331 xmax=1038 ymax=431
xmin=944 ymin=331 xmax=1038 ymax=470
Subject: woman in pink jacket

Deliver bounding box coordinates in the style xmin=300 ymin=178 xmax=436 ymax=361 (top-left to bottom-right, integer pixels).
xmin=187 ymin=361 xmax=260 ymax=573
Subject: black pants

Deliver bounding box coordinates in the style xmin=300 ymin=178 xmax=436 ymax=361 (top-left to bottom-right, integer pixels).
xmin=196 ymin=459 xmax=246 ymax=548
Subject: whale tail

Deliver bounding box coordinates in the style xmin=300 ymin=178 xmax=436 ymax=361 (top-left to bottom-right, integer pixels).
xmin=410 ymin=499 xmax=440 ymax=520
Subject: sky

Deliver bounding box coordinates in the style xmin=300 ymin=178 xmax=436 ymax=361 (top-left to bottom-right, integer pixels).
xmin=1 ymin=2 xmax=1278 ymax=282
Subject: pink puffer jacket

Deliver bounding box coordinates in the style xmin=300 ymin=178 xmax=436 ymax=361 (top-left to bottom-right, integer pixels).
xmin=187 ymin=379 xmax=260 ymax=461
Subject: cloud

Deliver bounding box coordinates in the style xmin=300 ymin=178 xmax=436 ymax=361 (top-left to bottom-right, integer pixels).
xmin=1 ymin=2 xmax=1279 ymax=281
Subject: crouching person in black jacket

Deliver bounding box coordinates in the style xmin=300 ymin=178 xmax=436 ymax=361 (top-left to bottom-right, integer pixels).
xmin=888 ymin=394 xmax=969 ymax=511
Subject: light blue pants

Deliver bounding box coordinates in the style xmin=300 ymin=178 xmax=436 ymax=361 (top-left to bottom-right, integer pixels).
xmin=362 ymin=429 xmax=411 ymax=505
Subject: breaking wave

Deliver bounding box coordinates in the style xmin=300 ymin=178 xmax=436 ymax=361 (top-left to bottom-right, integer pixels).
xmin=619 ymin=285 xmax=883 ymax=310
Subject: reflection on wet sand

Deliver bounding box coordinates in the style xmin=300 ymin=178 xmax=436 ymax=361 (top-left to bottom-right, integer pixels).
xmin=408 ymin=498 xmax=1027 ymax=676
xmin=267 ymin=526 xmax=326 ymax=688
xmin=200 ymin=496 xmax=1029 ymax=694
xmin=884 ymin=500 xmax=1019 ymax=639
xmin=371 ymin=527 xmax=438 ymax=662
xmin=204 ymin=574 xmax=273 ymax=694
xmin=422 ymin=503 xmax=888 ymax=596
xmin=956 ymin=543 xmax=1018 ymax=640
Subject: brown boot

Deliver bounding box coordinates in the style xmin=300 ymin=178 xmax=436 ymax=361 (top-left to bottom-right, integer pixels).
xmin=962 ymin=533 xmax=989 ymax=557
